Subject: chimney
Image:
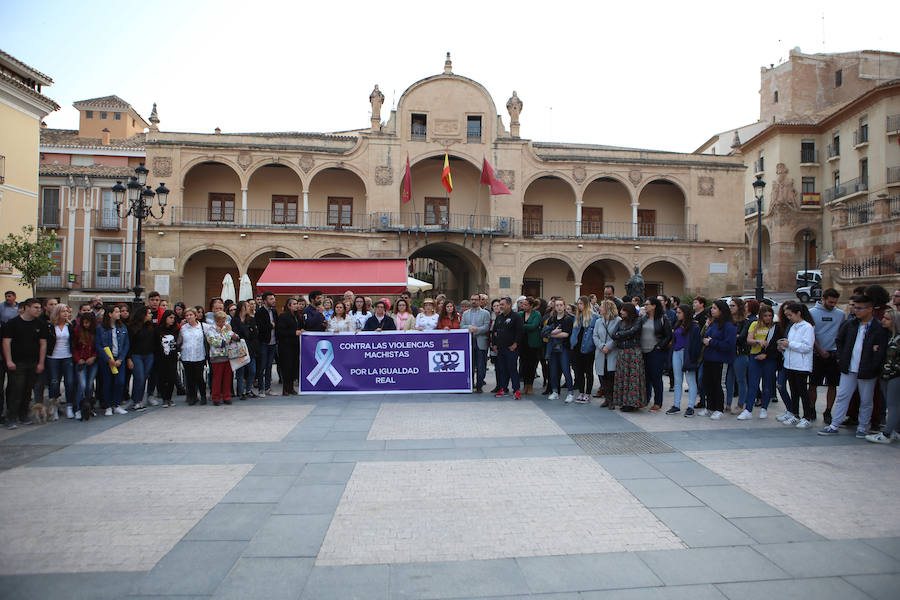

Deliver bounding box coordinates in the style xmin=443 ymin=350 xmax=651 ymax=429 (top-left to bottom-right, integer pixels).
xmin=101 ymin=128 xmax=111 ymax=145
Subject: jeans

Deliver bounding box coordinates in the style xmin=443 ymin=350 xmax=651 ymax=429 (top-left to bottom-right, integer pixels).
xmin=776 ymin=366 xmax=790 ymax=404
xmin=830 ymin=372 xmax=877 ymax=432
xmin=496 ymin=346 xmax=521 ymax=392
xmin=725 ymin=354 xmax=749 ymax=409
xmin=6 ymin=363 xmax=38 ymax=422
xmin=99 ymin=360 xmax=125 ymax=408
xmin=672 ymin=349 xmax=697 ymax=409
xmin=785 ymin=369 xmax=812 ymax=418
xmin=547 ymin=348 xmax=573 ymax=393
xmin=130 ymin=354 xmax=154 ymax=406
xmin=747 ymin=357 xmax=776 ymax=412
xmin=257 ymin=343 xmax=277 ymax=391
xmin=46 ymin=356 xmax=75 ymax=403
xmin=75 ymin=362 xmax=98 ymax=413
xmin=643 ymin=348 xmax=666 ymax=406
xmin=880 ymin=377 xmax=899 ymax=436
xmin=573 ymin=351 xmax=594 ymax=394
xmin=236 ymin=357 xmax=257 ymax=396
xmin=472 ymin=347 xmax=487 ymax=390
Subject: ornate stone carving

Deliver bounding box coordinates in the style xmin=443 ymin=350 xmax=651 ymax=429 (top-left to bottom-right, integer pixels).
xmin=497 ymin=170 xmax=515 ymax=190
xmin=628 ymin=169 xmax=642 ymax=185
xmin=299 ymin=154 xmax=314 ymax=173
xmin=375 ymin=166 xmax=393 ymax=185
xmin=369 ymin=85 xmax=384 ymax=123
xmin=698 ymin=176 xmax=714 ymax=196
xmin=152 ymin=156 xmax=172 ymax=177
xmin=237 ymin=151 xmax=252 ymax=170
xmin=768 ymin=163 xmax=799 ymax=213
xmin=434 ymin=119 xmax=460 ymax=135
xmin=431 ymin=138 xmax=460 ymax=148
xmin=572 ymin=166 xmax=586 ymax=184
xmin=506 ymin=91 xmax=522 ymax=123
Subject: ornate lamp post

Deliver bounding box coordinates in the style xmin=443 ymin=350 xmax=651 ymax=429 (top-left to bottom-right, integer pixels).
xmin=111 ymin=163 xmax=169 ymax=304
xmin=752 ymin=175 xmax=766 ymax=302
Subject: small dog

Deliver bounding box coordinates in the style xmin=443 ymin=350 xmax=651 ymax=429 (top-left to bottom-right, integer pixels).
xmin=30 ymin=402 xmax=49 ymax=424
xmin=80 ymin=397 xmax=95 ymax=421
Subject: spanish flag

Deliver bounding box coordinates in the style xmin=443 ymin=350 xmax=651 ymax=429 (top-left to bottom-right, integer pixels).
xmin=441 ymin=153 xmax=453 ymax=194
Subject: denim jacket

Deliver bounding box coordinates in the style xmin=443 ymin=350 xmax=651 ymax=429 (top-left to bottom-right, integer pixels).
xmin=95 ymin=323 xmax=130 ymax=360
xmin=570 ymin=313 xmax=599 ymax=354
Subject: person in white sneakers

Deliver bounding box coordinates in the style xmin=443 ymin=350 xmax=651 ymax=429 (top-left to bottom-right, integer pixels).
xmin=819 ymin=295 xmax=888 ymax=438
xmin=740 ymin=305 xmax=783 ymax=420
xmin=776 ymin=303 xmax=815 ymax=427
xmin=868 ymin=308 xmax=899 ymax=443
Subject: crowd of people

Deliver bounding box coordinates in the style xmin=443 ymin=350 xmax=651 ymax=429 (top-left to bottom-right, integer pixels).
xmin=2 ymin=283 xmax=898 ymax=445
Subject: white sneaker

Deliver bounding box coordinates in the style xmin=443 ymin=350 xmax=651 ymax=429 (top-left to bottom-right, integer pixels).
xmin=796 ymin=418 xmax=812 ymax=429
xmin=866 ymin=432 xmax=892 ymax=444
xmin=759 ymin=408 xmax=768 ymax=419
xmin=696 ymin=408 xmax=709 ymax=417
xmin=66 ymin=406 xmax=75 ymax=419
xmin=148 ymin=398 xmax=161 ymax=407
xmin=74 ymin=411 xmax=81 ymax=420
xmin=564 ymin=393 xmax=574 ymax=404
xmin=783 ymin=415 xmax=800 ymax=426
xmin=736 ymin=409 xmax=753 ymax=420
xmin=776 ymin=411 xmax=791 ymax=422
xmin=104 ymin=408 xmax=113 ymax=416
xmin=114 ymin=406 xmax=128 ymax=415
xmin=548 ymin=392 xmax=560 ymax=401
xmin=709 ymin=410 xmax=723 ymax=420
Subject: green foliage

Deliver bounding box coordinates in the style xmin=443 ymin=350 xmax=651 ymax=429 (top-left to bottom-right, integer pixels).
xmin=0 ymin=225 xmax=58 ymax=296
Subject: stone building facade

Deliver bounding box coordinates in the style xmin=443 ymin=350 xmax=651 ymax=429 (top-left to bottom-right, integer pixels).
xmin=141 ymin=56 xmax=746 ymax=307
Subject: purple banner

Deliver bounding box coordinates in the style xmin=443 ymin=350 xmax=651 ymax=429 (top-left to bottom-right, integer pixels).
xmin=299 ymin=330 xmax=472 ymax=394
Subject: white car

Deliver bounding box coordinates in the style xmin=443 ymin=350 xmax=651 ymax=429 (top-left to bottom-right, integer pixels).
xmin=718 ymin=295 xmax=782 ymax=319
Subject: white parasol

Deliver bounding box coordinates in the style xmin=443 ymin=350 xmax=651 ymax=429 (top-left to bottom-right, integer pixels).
xmin=221 ymin=273 xmax=236 ymax=302
xmin=407 ymin=276 xmax=433 ymax=293
xmin=239 ymin=274 xmax=254 ymax=301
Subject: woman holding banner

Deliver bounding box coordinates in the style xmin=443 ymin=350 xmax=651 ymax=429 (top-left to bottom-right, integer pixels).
xmin=415 ymin=299 xmax=439 ymax=330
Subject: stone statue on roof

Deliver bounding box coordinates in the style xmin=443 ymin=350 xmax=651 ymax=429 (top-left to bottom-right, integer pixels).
xmin=506 ymin=91 xmax=523 ymax=123
xmin=625 ymin=266 xmax=645 ymax=299
xmin=369 ymin=85 xmax=385 ymax=123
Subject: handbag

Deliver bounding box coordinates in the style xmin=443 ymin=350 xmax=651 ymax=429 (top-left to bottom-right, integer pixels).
xmin=226 ymin=339 xmax=249 ymax=360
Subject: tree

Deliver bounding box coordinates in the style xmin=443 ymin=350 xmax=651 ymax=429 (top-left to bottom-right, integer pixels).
xmin=0 ymin=225 xmax=58 ymax=297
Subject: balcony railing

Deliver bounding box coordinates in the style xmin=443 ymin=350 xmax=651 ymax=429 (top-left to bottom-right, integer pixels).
xmin=846 ymin=199 xmax=875 ymax=226
xmin=800 ymin=148 xmax=819 ymax=164
xmin=827 ymin=144 xmax=840 ymax=159
xmin=889 ymin=196 xmax=900 ymax=218
xmin=371 ymin=212 xmax=514 ymax=235
xmin=169 ymin=207 xmax=367 ymax=230
xmin=745 ymin=202 xmax=758 ymax=216
xmin=78 ymin=271 xmax=133 ymax=290
xmin=0 ymin=154 xmax=5 ymax=184
xmin=411 ymin=124 xmax=426 ymax=141
xmin=888 ymin=166 xmax=900 ymax=184
xmin=888 ymin=114 xmax=900 ymax=133
xmin=853 ymin=127 xmax=869 ymax=146
xmin=95 ymin=208 xmax=121 ymax=230
xmin=36 ymin=274 xmax=63 ymax=289
xmin=39 ymin=214 xmax=60 ymax=228
xmin=753 ymin=159 xmax=764 ymax=174
xmin=841 ymin=255 xmax=900 ymax=279
xmin=823 ymin=176 xmax=867 ymax=203
xmin=519 ymin=220 xmax=698 ymax=241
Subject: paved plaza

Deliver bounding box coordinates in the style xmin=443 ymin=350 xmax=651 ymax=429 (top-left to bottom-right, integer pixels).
xmin=0 ymin=375 xmax=898 ymax=600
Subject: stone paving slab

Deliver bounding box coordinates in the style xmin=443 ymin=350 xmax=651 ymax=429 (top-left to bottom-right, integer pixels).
xmin=515 ymin=552 xmax=663 ymax=593
xmin=390 ymin=558 xmax=531 ymax=599
xmin=316 ymin=456 xmax=683 ymax=566
xmin=636 ymin=546 xmax=789 ymax=585
xmin=211 ymin=556 xmax=314 ymax=600
xmin=650 ymin=507 xmax=756 ymax=547
xmin=715 ymin=576 xmax=872 ymax=600
xmin=76 ymin=405 xmax=314 ymax=444
xmin=0 ymin=464 xmax=251 ymax=575
xmin=842 ymin=573 xmax=900 ymax=600
xmin=367 ymin=401 xmax=565 ymax=440
xmin=687 ymin=445 xmax=900 ymax=539
xmin=579 ymin=584 xmax=728 ymax=600
xmin=300 ymin=564 xmax=390 ymax=599
xmin=752 ymin=539 xmax=900 ymax=577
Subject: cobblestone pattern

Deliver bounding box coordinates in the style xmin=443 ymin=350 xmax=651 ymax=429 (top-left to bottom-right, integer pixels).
xmin=688 ymin=445 xmax=900 ymax=539
xmin=367 ymin=401 xmax=565 ymax=440
xmin=316 ymin=456 xmax=684 ymax=566
xmin=0 ymin=464 xmax=252 ymax=574
xmin=77 ymin=405 xmax=315 ymax=444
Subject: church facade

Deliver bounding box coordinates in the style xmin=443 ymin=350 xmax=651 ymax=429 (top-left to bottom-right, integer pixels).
xmin=141 ymin=55 xmax=746 ymax=306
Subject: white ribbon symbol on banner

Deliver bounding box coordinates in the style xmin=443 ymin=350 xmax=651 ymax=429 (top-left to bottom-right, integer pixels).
xmin=306 ymin=340 xmax=342 ymax=386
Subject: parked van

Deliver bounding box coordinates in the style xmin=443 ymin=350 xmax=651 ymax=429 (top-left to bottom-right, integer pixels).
xmin=795 ymin=270 xmax=822 ymax=287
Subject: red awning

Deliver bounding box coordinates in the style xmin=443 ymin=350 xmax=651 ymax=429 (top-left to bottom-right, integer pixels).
xmin=255 ymin=258 xmax=409 ymax=295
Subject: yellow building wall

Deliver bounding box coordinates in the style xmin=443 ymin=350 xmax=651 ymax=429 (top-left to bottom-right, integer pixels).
xmin=0 ymin=101 xmax=41 ymax=294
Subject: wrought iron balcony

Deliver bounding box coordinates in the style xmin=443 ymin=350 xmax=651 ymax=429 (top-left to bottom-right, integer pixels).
xmin=823 ymin=176 xmax=867 ymax=203
xmin=827 ymin=144 xmax=840 ymax=159
xmin=371 ymin=212 xmax=513 ymax=235
xmin=519 ymin=220 xmax=698 ymax=241
xmin=95 ymin=208 xmax=121 ymax=230
xmin=841 ymin=255 xmax=900 ymax=278
xmin=800 ymin=148 xmax=819 ymax=164
xmin=888 ymin=166 xmax=900 ymax=184
xmin=78 ymin=271 xmax=133 ymax=290
xmin=168 ymin=207 xmax=366 ymax=231
xmin=853 ymin=127 xmax=869 ymax=146
xmin=36 ymin=274 xmax=63 ymax=289
xmin=888 ymin=114 xmax=900 ymax=133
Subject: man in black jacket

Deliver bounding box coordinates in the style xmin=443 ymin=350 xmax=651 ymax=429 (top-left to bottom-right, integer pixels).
xmin=255 ymin=292 xmax=279 ymax=396
xmin=363 ymin=301 xmax=396 ymax=331
xmin=818 ymin=295 xmax=887 ymax=437
xmin=491 ymin=296 xmax=524 ymax=400
xmin=276 ymin=298 xmax=303 ymax=395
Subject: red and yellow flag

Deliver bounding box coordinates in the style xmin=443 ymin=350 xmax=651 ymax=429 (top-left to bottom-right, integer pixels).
xmin=441 ymin=153 xmax=453 ymax=194
xmin=400 ymin=155 xmax=412 ymax=203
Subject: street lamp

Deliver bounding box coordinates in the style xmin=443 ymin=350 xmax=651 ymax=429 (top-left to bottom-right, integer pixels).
xmin=752 ymin=175 xmax=766 ymax=302
xmin=802 ymin=230 xmax=811 ymax=288
xmin=112 ymin=163 xmax=169 ymax=304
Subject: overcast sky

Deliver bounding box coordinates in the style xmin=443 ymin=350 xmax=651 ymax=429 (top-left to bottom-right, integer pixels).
xmin=3 ymin=0 xmax=897 ymax=152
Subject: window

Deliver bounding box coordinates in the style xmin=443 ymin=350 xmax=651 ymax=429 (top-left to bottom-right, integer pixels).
xmin=466 ymin=116 xmax=482 ymax=141
xmin=114 ymin=112 xmax=121 ymax=120
xmin=833 ymin=171 xmax=840 ymax=188
xmin=41 ymin=188 xmax=60 ymax=226
xmin=832 ymin=134 xmax=840 ymax=157
xmin=860 ymin=158 xmax=868 ymax=186
xmin=424 ymin=197 xmax=449 ymax=228
xmin=411 ymin=114 xmax=427 ymax=140
xmin=85 ymin=110 xmax=93 ymax=119
xmin=95 ymin=241 xmax=123 ymax=288
xmin=272 ymin=195 xmax=298 ymax=224
xmin=637 ymin=209 xmax=656 ymax=237
xmin=801 ymin=140 xmax=816 ymax=163
xmin=132 ymin=118 xmax=135 ymax=127
xmin=327 ymin=197 xmax=353 ymax=229
xmin=581 ymin=207 xmax=603 ymax=235
xmin=208 ymin=193 xmax=235 ymax=222
xmin=522 ymin=204 xmax=543 ymax=237
xmin=774 ymin=90 xmax=779 ymax=103
xmin=100 ymin=112 xmax=107 ymax=120
xmin=99 ymin=189 xmax=118 ymax=229
xmin=835 ymin=69 xmax=842 ymax=87
xmin=801 ymin=177 xmax=816 ymax=194
xmin=857 ymin=121 xmax=868 ymax=144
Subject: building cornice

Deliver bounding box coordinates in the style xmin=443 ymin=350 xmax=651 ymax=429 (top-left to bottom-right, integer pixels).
xmin=40 ymin=144 xmax=145 ymax=157
xmin=0 ymin=73 xmax=59 ymax=118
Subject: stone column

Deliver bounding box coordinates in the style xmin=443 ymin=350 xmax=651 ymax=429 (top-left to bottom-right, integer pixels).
xmin=575 ymin=200 xmax=583 ymax=237
xmin=66 ymin=187 xmax=77 ymax=278
xmin=874 ymin=193 xmax=890 ymax=221
xmin=303 ymin=189 xmax=310 ymax=226
xmin=82 ymin=188 xmax=93 ymax=277
xmin=241 ymin=187 xmax=248 ymax=225
xmin=574 ymin=282 xmax=582 ymax=301
xmin=819 ymin=253 xmax=841 ymax=292
xmin=631 ymin=202 xmax=639 ymax=238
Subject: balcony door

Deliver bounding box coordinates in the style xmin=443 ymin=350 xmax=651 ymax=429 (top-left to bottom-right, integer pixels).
xmin=638 ymin=209 xmax=656 ymax=237
xmin=522 ymin=204 xmax=542 ymax=236
xmin=582 ymin=207 xmax=603 ymax=235
xmin=95 ymin=241 xmax=122 ymax=288
xmin=100 ymin=189 xmax=119 ymax=228
xmin=327 ymin=197 xmax=353 ymax=229
xmin=208 ymin=193 xmax=235 ymax=222
xmin=272 ymin=195 xmax=298 ymax=224
xmin=424 ymin=197 xmax=449 ymax=228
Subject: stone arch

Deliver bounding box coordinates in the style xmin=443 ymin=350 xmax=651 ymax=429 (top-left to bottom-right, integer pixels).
xmin=522 ymin=171 xmax=579 ymax=196
xmin=522 ymin=256 xmax=576 ymax=300
xmin=580 ymin=257 xmax=633 ymax=299
xmin=639 ymin=255 xmax=689 ymax=279
xmin=522 ymin=252 xmax=579 ymax=277
xmin=246 ymin=158 xmax=306 ymax=187
xmin=636 ymin=177 xmax=688 ymax=230
xmin=180 ymin=156 xmax=245 ymax=189
xmin=793 ymin=228 xmax=818 ymax=271
xmin=307 ymin=162 xmax=369 ymax=195
xmin=639 ymin=259 xmax=688 ymax=297
xmin=243 ymin=246 xmax=298 ymax=273
xmin=246 ymin=163 xmax=305 ymax=218
xmin=409 ymin=151 xmax=482 ymax=172
xmin=396 ymin=72 xmax=499 ymax=128
xmin=178 ymin=243 xmax=242 ymax=276
xmin=581 ymin=173 xmax=635 ymax=198
xmin=581 ymin=176 xmax=635 ymax=227
xmin=634 ymin=175 xmax=689 ymax=200
xmin=307 ymin=166 xmax=369 ymax=228
xmin=522 ymin=175 xmax=578 ymax=230
xmin=313 ymin=247 xmax=360 ymax=258
xmin=180 ymin=246 xmax=242 ymax=308
xmin=409 ymin=241 xmax=488 ymax=301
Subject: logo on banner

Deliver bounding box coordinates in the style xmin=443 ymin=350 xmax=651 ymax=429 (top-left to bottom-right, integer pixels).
xmin=307 ymin=340 xmax=343 ymax=386
xmin=429 ymin=351 xmax=463 ymax=373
